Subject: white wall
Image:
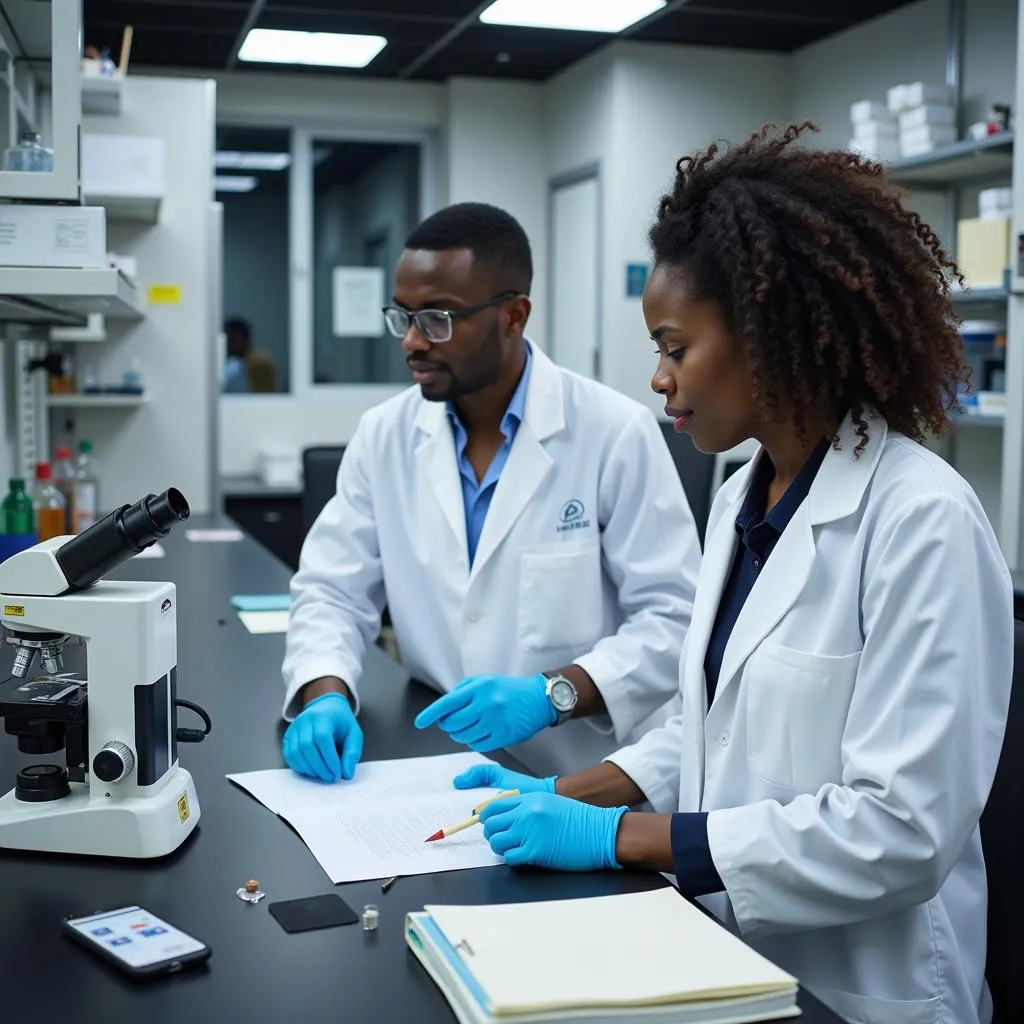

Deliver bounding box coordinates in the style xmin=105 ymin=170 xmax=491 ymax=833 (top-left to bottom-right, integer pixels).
xmin=563 ymin=42 xmax=791 ymax=413
xmin=446 ymin=77 xmax=549 ymax=351
xmin=69 ymin=76 xmax=216 ymax=512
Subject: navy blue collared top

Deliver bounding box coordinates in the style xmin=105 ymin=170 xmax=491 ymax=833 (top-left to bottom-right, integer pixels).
xmin=669 ymin=439 xmax=830 ymax=898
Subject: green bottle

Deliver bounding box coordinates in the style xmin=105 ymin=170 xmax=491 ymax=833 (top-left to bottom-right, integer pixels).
xmin=2 ymin=478 xmax=34 ymax=536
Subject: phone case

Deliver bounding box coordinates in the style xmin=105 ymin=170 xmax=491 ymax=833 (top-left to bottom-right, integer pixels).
xmin=63 ymin=907 xmax=212 ymax=978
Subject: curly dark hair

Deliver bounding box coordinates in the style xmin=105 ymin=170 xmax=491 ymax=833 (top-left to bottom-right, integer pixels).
xmin=648 ymin=121 xmax=969 ymax=451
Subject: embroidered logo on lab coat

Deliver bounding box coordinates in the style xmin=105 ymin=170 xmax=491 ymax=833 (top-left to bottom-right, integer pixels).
xmin=558 ymin=500 xmax=590 ymax=532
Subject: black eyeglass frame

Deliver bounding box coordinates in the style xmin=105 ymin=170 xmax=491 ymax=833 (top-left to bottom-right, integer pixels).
xmin=381 ymin=291 xmax=519 ymax=343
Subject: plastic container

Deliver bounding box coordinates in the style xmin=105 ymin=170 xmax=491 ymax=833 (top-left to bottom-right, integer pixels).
xmin=121 ymin=356 xmax=144 ymax=395
xmin=3 ymin=131 xmax=54 ymax=172
xmin=34 ymin=463 xmax=67 ymax=542
xmin=2 ymin=478 xmax=34 ymax=536
xmin=73 ymin=440 xmax=100 ymax=534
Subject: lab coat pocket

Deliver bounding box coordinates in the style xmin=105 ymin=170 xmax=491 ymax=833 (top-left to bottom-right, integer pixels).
xmin=518 ymin=540 xmax=602 ymax=652
xmin=810 ymin=985 xmax=940 ymax=1024
xmin=746 ymin=642 xmax=861 ymax=792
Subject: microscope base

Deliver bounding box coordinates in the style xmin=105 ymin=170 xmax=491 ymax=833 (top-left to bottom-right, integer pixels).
xmin=0 ymin=766 xmax=200 ymax=859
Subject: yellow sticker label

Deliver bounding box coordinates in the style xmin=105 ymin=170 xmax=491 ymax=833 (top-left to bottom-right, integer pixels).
xmin=177 ymin=792 xmax=190 ymax=824
xmin=4 ymin=604 xmax=24 ymax=617
xmin=148 ymin=284 xmax=182 ymax=305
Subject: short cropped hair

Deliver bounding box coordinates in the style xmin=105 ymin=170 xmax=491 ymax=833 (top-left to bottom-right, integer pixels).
xmin=404 ymin=202 xmax=533 ymax=295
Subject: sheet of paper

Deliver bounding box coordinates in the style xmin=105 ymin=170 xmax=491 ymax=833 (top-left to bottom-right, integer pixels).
xmin=237 ymin=610 xmax=289 ymax=634
xmin=186 ymin=528 xmax=243 ymax=543
xmin=227 ymin=752 xmax=504 ymax=883
xmin=133 ymin=542 xmax=165 ymax=559
xmin=231 ymin=594 xmax=290 ymax=612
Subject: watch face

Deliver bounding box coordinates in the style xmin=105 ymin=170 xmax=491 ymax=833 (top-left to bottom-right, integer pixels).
xmin=550 ymin=679 xmax=575 ymax=711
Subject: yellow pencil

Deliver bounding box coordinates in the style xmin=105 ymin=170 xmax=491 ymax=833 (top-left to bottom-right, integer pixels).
xmin=424 ymin=789 xmax=520 ymax=842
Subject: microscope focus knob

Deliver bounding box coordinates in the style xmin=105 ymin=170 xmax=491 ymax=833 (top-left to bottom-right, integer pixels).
xmin=93 ymin=741 xmax=135 ymax=784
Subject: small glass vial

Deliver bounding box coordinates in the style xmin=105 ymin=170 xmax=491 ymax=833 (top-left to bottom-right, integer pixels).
xmin=361 ymin=904 xmax=380 ymax=931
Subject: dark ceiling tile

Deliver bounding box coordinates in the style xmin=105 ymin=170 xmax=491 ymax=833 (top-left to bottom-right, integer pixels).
xmin=631 ymin=10 xmax=834 ymax=51
xmin=266 ymin=0 xmax=478 ymax=15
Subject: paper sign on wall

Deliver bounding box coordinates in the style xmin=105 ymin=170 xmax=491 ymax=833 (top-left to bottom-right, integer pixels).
xmin=332 ymin=266 xmax=384 ymax=338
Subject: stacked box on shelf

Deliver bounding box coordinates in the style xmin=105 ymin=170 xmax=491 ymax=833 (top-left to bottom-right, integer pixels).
xmin=887 ymin=82 xmax=956 ymax=157
xmin=849 ymin=100 xmax=898 ymax=162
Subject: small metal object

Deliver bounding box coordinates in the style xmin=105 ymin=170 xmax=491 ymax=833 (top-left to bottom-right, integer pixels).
xmin=361 ymin=904 xmax=379 ymax=931
xmin=236 ymin=879 xmax=266 ymax=904
xmin=381 ymin=876 xmax=397 ymax=893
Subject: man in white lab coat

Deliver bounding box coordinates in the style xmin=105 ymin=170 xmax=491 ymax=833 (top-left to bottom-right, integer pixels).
xmin=281 ymin=203 xmax=701 ymax=782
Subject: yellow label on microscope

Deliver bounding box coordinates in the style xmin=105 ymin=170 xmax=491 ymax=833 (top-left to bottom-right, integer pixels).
xmin=4 ymin=604 xmax=24 ymax=617
xmin=177 ymin=792 xmax=191 ymax=823
xmin=148 ymin=284 xmax=182 ymax=305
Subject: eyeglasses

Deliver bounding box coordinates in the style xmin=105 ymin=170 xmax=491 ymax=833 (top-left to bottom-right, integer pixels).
xmin=382 ymin=291 xmax=518 ymax=344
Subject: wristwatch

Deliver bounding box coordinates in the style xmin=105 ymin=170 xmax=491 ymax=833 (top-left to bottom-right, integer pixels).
xmin=544 ymin=673 xmax=578 ymax=727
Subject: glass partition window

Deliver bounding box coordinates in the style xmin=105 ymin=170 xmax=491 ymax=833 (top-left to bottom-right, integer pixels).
xmin=217 ymin=126 xmax=291 ymax=394
xmin=311 ymin=141 xmax=421 ymax=385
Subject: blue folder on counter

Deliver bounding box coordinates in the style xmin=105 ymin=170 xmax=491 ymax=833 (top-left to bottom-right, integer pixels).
xmin=230 ymin=594 xmax=291 ymax=612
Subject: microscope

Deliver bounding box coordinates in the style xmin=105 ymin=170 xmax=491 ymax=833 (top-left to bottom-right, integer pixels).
xmin=0 ymin=489 xmax=204 ymax=859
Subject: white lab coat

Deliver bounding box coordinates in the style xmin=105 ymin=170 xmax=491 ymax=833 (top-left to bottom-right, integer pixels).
xmin=609 ymin=410 xmax=1013 ymax=1024
xmin=283 ymin=344 xmax=701 ymax=777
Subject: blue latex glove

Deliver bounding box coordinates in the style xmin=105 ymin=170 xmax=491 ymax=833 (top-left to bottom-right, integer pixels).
xmin=414 ymin=674 xmax=556 ymax=751
xmin=282 ymin=693 xmax=364 ymax=783
xmin=452 ymin=763 xmax=557 ymax=795
xmin=479 ymin=792 xmax=629 ymax=871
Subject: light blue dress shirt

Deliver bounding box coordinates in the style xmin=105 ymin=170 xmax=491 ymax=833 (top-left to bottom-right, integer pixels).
xmin=446 ymin=342 xmax=533 ymax=566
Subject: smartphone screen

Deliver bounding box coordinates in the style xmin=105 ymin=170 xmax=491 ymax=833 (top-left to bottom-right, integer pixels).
xmin=66 ymin=906 xmax=207 ymax=971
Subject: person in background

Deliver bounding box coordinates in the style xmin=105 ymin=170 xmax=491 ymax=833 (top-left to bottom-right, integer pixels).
xmin=245 ymin=349 xmax=278 ymax=393
xmin=455 ymin=125 xmax=1013 ymax=1024
xmin=281 ymin=202 xmax=702 ymax=784
xmin=222 ymin=317 xmax=251 ymax=394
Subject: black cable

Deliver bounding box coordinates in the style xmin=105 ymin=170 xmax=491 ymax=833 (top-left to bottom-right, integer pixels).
xmin=175 ymin=698 xmax=212 ymax=743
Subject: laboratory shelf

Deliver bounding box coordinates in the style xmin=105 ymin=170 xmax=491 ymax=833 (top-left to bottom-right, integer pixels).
xmin=84 ymin=191 xmax=161 ymax=224
xmin=887 ymin=131 xmax=1014 ymax=186
xmin=951 ymin=286 xmax=1009 ymax=304
xmin=46 ymin=393 xmax=148 ymax=409
xmin=81 ymin=76 xmax=122 ymax=116
xmin=0 ymin=268 xmax=142 ymax=325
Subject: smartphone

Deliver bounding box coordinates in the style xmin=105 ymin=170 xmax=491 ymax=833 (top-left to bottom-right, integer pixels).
xmin=63 ymin=905 xmax=211 ymax=978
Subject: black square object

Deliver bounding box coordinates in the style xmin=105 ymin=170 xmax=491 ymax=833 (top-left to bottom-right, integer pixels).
xmin=268 ymin=894 xmax=359 ymax=934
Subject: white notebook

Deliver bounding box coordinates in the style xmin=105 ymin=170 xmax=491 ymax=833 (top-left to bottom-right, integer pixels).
xmin=407 ymin=887 xmax=799 ymax=1024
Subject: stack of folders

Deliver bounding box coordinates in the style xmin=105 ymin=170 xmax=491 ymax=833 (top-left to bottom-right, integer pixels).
xmin=406 ymin=887 xmax=799 ymax=1024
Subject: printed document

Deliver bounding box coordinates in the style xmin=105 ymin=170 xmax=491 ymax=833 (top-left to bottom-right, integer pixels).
xmin=227 ymin=752 xmax=504 ymax=883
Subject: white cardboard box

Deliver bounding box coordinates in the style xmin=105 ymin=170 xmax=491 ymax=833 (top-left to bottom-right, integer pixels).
xmin=0 ymin=204 xmax=107 ymax=268
xmin=888 ymin=82 xmax=955 ymax=112
xmin=900 ymin=123 xmax=956 ymax=156
xmin=849 ymin=137 xmax=899 ymax=162
xmin=898 ymin=105 xmax=955 ymax=131
xmin=850 ymin=100 xmax=895 ymax=124
xmin=854 ymin=120 xmax=898 ymax=142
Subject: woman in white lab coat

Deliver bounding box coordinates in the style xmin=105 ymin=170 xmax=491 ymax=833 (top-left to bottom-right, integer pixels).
xmin=457 ymin=123 xmax=1014 ymax=1024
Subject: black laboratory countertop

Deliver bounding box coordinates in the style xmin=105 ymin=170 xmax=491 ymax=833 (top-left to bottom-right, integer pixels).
xmin=0 ymin=517 xmax=840 ymax=1024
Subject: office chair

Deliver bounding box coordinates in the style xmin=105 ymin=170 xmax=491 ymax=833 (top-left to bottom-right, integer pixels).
xmin=980 ymin=617 xmax=1024 ymax=1023
xmin=301 ymin=445 xmax=346 ymax=535
xmin=657 ymin=422 xmax=715 ymax=545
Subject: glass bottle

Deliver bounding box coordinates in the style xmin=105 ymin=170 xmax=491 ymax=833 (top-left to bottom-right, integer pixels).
xmin=73 ymin=440 xmax=100 ymax=534
xmin=2 ymin=478 xmax=34 ymax=536
xmin=34 ymin=463 xmax=67 ymax=542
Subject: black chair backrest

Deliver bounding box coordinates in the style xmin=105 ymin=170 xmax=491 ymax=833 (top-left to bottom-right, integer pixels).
xmin=658 ymin=422 xmax=715 ymax=546
xmin=301 ymin=445 xmax=346 ymax=534
xmin=981 ymin=616 xmax=1024 ymax=1023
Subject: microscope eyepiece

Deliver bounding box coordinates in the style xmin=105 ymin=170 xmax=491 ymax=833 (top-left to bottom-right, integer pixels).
xmin=55 ymin=488 xmax=190 ymax=591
